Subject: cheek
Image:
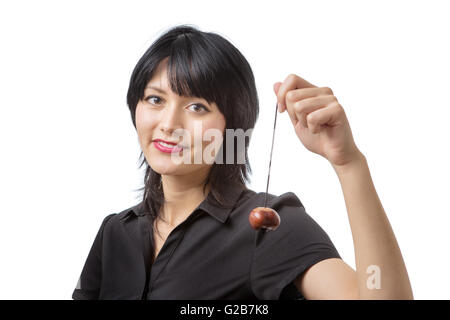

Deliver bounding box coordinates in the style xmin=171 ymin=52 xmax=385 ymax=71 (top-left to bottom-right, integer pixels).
xmin=136 ymin=103 xmax=157 ymax=140
xmin=204 ymin=112 xmax=226 ymax=134
xmin=200 ymin=117 xmax=226 ymax=146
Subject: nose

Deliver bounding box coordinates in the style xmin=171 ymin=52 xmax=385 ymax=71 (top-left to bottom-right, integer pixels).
xmin=158 ymin=103 xmax=183 ymax=135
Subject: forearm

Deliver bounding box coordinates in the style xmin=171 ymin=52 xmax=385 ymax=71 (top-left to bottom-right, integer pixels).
xmin=332 ymin=152 xmax=413 ymax=299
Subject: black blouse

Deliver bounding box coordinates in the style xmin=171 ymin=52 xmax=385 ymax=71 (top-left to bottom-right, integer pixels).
xmin=72 ymin=186 xmax=341 ymax=300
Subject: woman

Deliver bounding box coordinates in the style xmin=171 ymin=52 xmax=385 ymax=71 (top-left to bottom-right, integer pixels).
xmin=72 ymin=25 xmax=413 ymax=300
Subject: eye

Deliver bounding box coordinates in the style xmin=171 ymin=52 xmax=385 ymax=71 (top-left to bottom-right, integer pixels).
xmin=145 ymin=95 xmax=163 ymax=105
xmin=187 ymin=103 xmax=210 ymax=113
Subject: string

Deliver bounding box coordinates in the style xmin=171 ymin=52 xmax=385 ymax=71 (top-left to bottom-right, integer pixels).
xmin=264 ymin=102 xmax=279 ymax=208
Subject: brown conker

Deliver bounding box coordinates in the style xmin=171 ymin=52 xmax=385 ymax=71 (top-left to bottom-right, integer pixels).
xmin=249 ymin=207 xmax=280 ymax=231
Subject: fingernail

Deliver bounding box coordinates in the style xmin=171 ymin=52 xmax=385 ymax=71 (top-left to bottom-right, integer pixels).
xmin=277 ymin=103 xmax=281 ymax=113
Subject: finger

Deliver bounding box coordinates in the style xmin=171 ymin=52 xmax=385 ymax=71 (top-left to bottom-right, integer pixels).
xmin=277 ymin=74 xmax=316 ymax=113
xmin=285 ymin=87 xmax=334 ymax=106
xmin=273 ymin=82 xmax=282 ymax=95
xmin=293 ymin=95 xmax=337 ymax=128
xmin=285 ymin=98 xmax=299 ymax=128
xmin=306 ymin=101 xmax=342 ymax=134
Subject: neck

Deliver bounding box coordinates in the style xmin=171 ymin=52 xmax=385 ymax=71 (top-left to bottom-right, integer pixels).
xmin=159 ymin=167 xmax=211 ymax=226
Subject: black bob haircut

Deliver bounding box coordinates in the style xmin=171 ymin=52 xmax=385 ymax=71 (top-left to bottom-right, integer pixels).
xmin=126 ymin=24 xmax=259 ymax=222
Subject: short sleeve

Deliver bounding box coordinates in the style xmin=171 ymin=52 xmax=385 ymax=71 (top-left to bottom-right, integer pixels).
xmin=250 ymin=192 xmax=341 ymax=300
xmin=72 ymin=213 xmax=116 ymax=300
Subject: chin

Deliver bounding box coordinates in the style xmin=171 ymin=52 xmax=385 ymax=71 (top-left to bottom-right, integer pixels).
xmin=149 ymin=160 xmax=182 ymax=175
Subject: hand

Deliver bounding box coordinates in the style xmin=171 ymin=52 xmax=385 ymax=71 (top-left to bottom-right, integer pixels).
xmin=274 ymin=74 xmax=362 ymax=167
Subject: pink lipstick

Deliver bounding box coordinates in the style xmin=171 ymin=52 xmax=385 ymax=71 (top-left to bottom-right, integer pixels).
xmin=153 ymin=139 xmax=184 ymax=154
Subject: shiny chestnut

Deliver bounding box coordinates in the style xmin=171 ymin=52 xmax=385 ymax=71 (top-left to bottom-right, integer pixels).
xmin=249 ymin=207 xmax=280 ymax=231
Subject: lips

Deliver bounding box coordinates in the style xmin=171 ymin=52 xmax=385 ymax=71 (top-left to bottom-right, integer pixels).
xmin=153 ymin=139 xmax=184 ymax=154
xmin=153 ymin=139 xmax=179 ymax=145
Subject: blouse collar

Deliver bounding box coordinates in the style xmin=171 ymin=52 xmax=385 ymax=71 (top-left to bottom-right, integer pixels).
xmin=118 ymin=185 xmax=246 ymax=224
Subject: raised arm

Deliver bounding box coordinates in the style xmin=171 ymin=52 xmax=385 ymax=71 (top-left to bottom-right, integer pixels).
xmin=275 ymin=74 xmax=413 ymax=299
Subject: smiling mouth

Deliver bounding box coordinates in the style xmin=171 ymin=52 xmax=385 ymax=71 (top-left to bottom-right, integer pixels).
xmin=153 ymin=140 xmax=186 ymax=153
xmin=156 ymin=140 xmax=180 ymax=148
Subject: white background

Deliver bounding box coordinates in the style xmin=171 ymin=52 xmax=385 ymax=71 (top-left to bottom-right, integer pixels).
xmin=0 ymin=0 xmax=449 ymax=299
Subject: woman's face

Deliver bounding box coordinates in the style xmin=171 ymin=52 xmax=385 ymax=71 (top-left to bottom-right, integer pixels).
xmin=136 ymin=58 xmax=226 ymax=177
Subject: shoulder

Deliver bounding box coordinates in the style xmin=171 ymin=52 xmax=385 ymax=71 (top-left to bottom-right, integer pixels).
xmin=267 ymin=191 xmax=305 ymax=210
xmin=97 ymin=201 xmax=143 ymax=231
xmin=268 ymin=191 xmax=308 ymax=228
xmin=253 ymin=191 xmax=334 ymax=245
xmin=245 ymin=190 xmax=306 ymax=222
xmin=240 ymin=189 xmax=304 ymax=208
xmin=249 ymin=191 xmax=341 ymax=299
xmin=235 ymin=189 xmax=311 ymax=235
xmin=237 ymin=189 xmax=304 ymax=208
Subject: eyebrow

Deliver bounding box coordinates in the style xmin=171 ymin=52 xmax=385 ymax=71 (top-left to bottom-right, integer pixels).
xmin=145 ymin=86 xmax=167 ymax=94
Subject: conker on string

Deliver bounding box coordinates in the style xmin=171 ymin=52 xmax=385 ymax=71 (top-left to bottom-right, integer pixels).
xmin=249 ymin=207 xmax=280 ymax=231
